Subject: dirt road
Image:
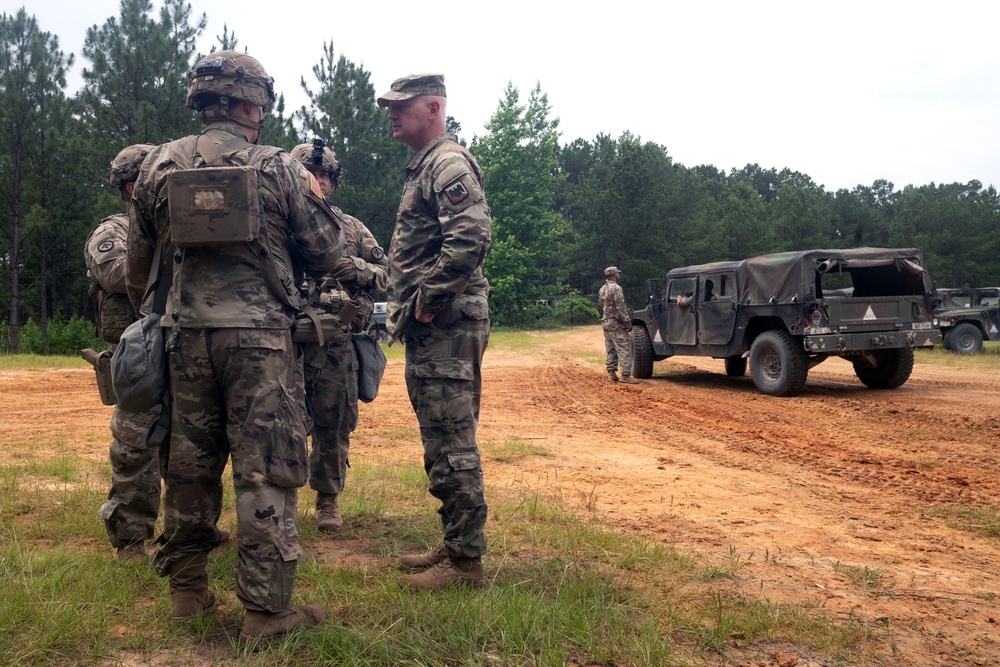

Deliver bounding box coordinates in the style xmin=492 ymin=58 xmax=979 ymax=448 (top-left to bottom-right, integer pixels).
xmin=2 ymin=326 xmax=998 ymax=665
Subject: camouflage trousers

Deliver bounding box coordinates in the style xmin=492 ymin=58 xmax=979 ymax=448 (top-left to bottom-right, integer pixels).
xmin=402 ymin=294 xmax=490 ymax=559
xmin=98 ymin=402 xmax=162 ymax=548
xmin=303 ymin=337 xmax=358 ymax=495
xmin=151 ymin=328 xmax=310 ymax=613
xmin=603 ymin=324 xmax=633 ymax=375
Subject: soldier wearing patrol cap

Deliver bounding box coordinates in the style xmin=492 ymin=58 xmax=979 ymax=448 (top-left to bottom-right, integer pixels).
xmin=84 ymin=144 xmax=163 ymax=565
xmin=289 ymin=142 xmax=389 ymax=534
xmin=598 ymin=266 xmax=639 ymax=384
xmin=378 ymin=73 xmax=493 ymax=590
xmin=126 ymin=50 xmax=343 ymax=640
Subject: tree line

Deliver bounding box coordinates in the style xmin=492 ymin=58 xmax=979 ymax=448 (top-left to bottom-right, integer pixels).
xmin=2 ymin=1 xmax=998 ymax=353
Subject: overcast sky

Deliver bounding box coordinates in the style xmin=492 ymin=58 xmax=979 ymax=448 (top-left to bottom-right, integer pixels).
xmin=12 ymin=0 xmax=1000 ymax=192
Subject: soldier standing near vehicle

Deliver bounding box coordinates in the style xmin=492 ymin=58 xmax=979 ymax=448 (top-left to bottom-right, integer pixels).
xmin=378 ymin=73 xmax=492 ymax=590
xmin=125 ymin=50 xmax=342 ymax=640
xmin=598 ymin=266 xmax=638 ymax=384
xmin=84 ymin=144 xmax=161 ymax=565
xmin=289 ymin=142 xmax=388 ymax=533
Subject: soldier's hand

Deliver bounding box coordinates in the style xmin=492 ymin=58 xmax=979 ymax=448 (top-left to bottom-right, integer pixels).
xmin=329 ymin=257 xmax=359 ymax=283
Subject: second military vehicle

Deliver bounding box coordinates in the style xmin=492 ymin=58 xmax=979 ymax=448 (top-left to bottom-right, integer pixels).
xmin=630 ymin=248 xmax=942 ymax=396
xmin=935 ymin=287 xmax=1000 ymax=355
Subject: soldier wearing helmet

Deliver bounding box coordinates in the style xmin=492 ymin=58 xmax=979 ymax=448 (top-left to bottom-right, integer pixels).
xmin=125 ymin=50 xmax=343 ymax=641
xmin=84 ymin=144 xmax=162 ymax=565
xmin=598 ymin=266 xmax=639 ymax=384
xmin=290 ymin=142 xmax=388 ymax=535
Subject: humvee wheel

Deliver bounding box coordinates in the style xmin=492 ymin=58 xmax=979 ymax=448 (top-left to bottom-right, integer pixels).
xmin=724 ymin=355 xmax=747 ymax=377
xmin=853 ymin=347 xmax=914 ymax=389
xmin=749 ymin=331 xmax=808 ymax=396
xmin=631 ymin=325 xmax=654 ymax=379
xmin=948 ymin=323 xmax=983 ymax=355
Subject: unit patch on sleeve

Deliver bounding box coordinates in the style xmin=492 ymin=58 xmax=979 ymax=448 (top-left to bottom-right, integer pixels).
xmin=445 ymin=180 xmax=469 ymax=206
xmin=98 ymin=240 xmax=115 ymax=253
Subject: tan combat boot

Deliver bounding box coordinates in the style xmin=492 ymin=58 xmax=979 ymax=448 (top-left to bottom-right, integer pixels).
xmin=608 ymin=371 xmax=619 ymax=382
xmin=398 ymin=544 xmax=448 ymax=571
xmin=115 ymin=541 xmax=148 ymax=565
xmin=240 ymin=604 xmax=325 ymax=643
xmin=168 ymin=552 xmax=218 ymax=626
xmin=398 ymin=556 xmax=487 ymax=590
xmin=316 ymin=493 xmax=343 ymax=533
xmin=620 ymin=374 xmax=639 ymax=385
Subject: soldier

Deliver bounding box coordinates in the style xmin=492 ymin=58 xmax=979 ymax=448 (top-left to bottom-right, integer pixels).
xmin=377 ymin=73 xmax=492 ymax=590
xmin=125 ymin=50 xmax=343 ymax=640
xmin=84 ymin=144 xmax=161 ymax=565
xmin=598 ymin=266 xmax=638 ymax=384
xmin=289 ymin=142 xmax=389 ymax=533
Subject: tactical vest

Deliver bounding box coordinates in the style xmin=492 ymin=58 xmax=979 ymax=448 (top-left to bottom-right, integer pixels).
xmin=162 ymin=134 xmax=307 ymax=315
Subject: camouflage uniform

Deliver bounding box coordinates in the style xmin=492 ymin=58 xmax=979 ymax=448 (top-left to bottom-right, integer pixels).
xmin=387 ymin=131 xmax=492 ymax=560
xmin=126 ymin=120 xmax=342 ymax=612
xmin=303 ymin=210 xmax=388 ymax=499
xmin=85 ymin=214 xmax=161 ymax=549
xmin=598 ymin=270 xmax=633 ymax=377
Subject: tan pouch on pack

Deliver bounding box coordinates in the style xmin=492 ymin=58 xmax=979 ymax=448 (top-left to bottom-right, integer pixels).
xmin=167 ymin=166 xmax=261 ymax=247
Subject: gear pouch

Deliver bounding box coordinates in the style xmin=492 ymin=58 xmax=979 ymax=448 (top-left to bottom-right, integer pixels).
xmin=167 ymin=166 xmax=261 ymax=247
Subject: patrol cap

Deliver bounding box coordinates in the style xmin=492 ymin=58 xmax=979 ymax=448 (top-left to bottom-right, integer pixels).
xmin=604 ymin=266 xmax=621 ymax=277
xmin=377 ymin=73 xmax=446 ymax=107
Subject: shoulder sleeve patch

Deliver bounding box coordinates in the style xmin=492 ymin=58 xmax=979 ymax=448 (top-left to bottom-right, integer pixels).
xmin=445 ymin=180 xmax=470 ymax=206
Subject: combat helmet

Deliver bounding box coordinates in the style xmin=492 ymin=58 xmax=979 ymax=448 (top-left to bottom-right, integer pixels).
xmin=290 ymin=142 xmax=342 ymax=191
xmin=109 ymin=143 xmax=154 ymax=188
xmin=186 ymin=50 xmax=275 ymax=133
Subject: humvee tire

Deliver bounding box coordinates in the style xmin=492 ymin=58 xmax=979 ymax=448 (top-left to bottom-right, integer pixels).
xmin=749 ymin=330 xmax=808 ymax=396
xmin=853 ymin=347 xmax=914 ymax=389
xmin=947 ymin=322 xmax=983 ymax=355
xmin=631 ymin=325 xmax=654 ymax=379
xmin=724 ymin=355 xmax=747 ymax=377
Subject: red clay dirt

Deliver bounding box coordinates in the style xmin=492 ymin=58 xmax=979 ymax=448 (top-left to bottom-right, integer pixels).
xmin=1 ymin=325 xmax=998 ymax=666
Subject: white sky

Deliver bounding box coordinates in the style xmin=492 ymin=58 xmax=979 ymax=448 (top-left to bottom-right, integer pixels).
xmin=11 ymin=0 xmax=1000 ymax=192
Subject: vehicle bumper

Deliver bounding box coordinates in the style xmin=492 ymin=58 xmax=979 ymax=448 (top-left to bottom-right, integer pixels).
xmin=804 ymin=330 xmax=941 ymax=353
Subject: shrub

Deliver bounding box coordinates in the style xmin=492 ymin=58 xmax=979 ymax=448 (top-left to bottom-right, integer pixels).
xmin=18 ymin=316 xmax=103 ymax=355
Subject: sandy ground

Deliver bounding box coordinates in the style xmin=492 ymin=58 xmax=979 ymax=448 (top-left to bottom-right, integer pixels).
xmin=1 ymin=325 xmax=998 ymax=666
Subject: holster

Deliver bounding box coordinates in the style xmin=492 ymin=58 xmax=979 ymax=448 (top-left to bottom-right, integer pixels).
xmin=291 ymin=288 xmax=362 ymax=344
xmin=82 ymin=348 xmax=116 ymax=406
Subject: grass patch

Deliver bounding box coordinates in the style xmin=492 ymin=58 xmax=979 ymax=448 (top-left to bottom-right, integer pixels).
xmin=919 ymin=504 xmax=1000 ymax=538
xmin=487 ymin=438 xmax=552 ymax=463
xmin=916 ymin=343 xmax=1000 ymax=365
xmin=0 ymin=354 xmax=91 ymax=369
xmin=832 ymin=562 xmax=886 ymax=596
xmin=0 ymin=452 xmax=894 ymax=667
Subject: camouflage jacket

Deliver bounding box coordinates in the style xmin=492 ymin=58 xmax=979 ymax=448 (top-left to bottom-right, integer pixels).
xmin=126 ymin=122 xmax=343 ymax=328
xmin=324 ymin=207 xmax=389 ymax=296
xmin=85 ymin=214 xmax=130 ymax=295
xmin=598 ymin=280 xmax=630 ymax=328
xmin=387 ymin=133 xmax=491 ymax=333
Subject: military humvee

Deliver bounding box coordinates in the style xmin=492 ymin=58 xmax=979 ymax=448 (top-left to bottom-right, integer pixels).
xmin=630 ymin=248 xmax=942 ymax=396
xmin=935 ymin=287 xmax=1000 ymax=354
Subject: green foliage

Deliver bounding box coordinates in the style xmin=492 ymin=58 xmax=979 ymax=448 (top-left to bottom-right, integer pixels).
xmin=18 ymin=316 xmax=102 ymax=356
xmin=0 ymin=8 xmax=76 ymax=353
xmin=297 ymin=41 xmax=410 ymax=244
xmin=3 ymin=13 xmax=1000 ymax=335
xmin=474 ymin=82 xmax=567 ymax=325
